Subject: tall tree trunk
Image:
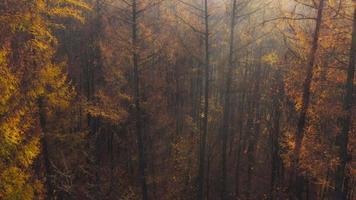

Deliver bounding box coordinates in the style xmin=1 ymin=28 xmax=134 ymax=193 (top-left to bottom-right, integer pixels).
xmin=246 ymin=58 xmax=263 ymax=200
xmin=131 ymin=1 xmax=148 ymax=199
xmin=198 ymin=0 xmax=210 ymax=199
xmin=221 ymin=1 xmax=237 ymax=199
xmin=235 ymin=56 xmax=249 ymax=199
xmin=292 ymin=0 xmax=325 ymax=198
xmin=38 ymin=97 xmax=54 ymax=200
xmin=90 ymin=1 xmax=102 ymax=196
xmin=234 ymin=93 xmax=245 ymax=199
xmin=270 ymin=70 xmax=283 ymax=200
xmin=334 ymin=4 xmax=356 ymax=199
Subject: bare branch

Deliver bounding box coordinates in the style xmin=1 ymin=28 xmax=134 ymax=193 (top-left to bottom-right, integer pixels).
xmin=174 ymin=13 xmax=205 ymax=35
xmin=137 ymin=0 xmax=166 ymax=14
xmin=176 ymin=0 xmax=204 ymax=13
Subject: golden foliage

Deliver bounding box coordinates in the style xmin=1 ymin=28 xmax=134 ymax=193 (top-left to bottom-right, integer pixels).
xmin=0 ymin=0 xmax=89 ymax=199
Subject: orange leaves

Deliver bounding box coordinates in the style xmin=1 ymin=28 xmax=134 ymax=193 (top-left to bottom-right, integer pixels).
xmin=85 ymin=90 xmax=129 ymax=124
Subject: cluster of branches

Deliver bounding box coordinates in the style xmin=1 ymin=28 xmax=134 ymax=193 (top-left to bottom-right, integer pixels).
xmin=0 ymin=0 xmax=354 ymax=200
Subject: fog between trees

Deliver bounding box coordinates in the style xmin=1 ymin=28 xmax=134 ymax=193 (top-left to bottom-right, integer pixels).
xmin=0 ymin=0 xmax=355 ymax=199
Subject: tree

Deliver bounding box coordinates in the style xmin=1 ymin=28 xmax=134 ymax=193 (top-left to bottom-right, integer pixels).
xmin=220 ymin=1 xmax=237 ymax=199
xmin=1 ymin=0 xmax=355 ymax=199
xmin=335 ymin=2 xmax=356 ymax=199
xmin=0 ymin=0 xmax=88 ymax=199
xmin=292 ymin=0 xmax=325 ymax=198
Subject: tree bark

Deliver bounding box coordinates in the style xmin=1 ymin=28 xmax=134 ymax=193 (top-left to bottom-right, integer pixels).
xmin=334 ymin=3 xmax=356 ymax=199
xmin=131 ymin=1 xmax=148 ymax=199
xmin=246 ymin=57 xmax=263 ymax=200
xmin=38 ymin=97 xmax=54 ymax=200
xmin=198 ymin=0 xmax=210 ymax=199
xmin=220 ymin=0 xmax=237 ymax=199
xmin=292 ymin=0 xmax=325 ymax=198
xmin=270 ymin=70 xmax=284 ymax=200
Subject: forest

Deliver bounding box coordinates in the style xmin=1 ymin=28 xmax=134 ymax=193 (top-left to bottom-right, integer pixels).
xmin=0 ymin=0 xmax=355 ymax=199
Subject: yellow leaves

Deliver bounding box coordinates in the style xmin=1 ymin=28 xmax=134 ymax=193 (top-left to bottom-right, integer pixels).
xmin=28 ymin=21 xmax=56 ymax=44
xmin=0 ymin=50 xmax=17 ymax=114
xmin=47 ymin=0 xmax=91 ymax=24
xmin=262 ymin=51 xmax=279 ymax=65
xmin=0 ymin=1 xmax=89 ymax=199
xmin=86 ymin=104 xmax=125 ymax=123
xmin=0 ymin=109 xmax=42 ymax=199
xmin=16 ymin=137 xmax=41 ymax=168
xmin=328 ymin=0 xmax=336 ymax=7
xmin=0 ymin=167 xmax=28 ymax=200
xmin=0 ymin=167 xmax=38 ymax=200
xmin=49 ymin=7 xmax=86 ymax=23
xmin=0 ymin=111 xmax=24 ymax=147
xmin=30 ymin=39 xmax=52 ymax=52
xmin=0 ymin=124 xmax=22 ymax=149
xmin=56 ymin=0 xmax=91 ymax=10
xmin=38 ymin=63 xmax=74 ymax=109
xmin=86 ymin=91 xmax=129 ymax=123
xmin=280 ymin=130 xmax=295 ymax=168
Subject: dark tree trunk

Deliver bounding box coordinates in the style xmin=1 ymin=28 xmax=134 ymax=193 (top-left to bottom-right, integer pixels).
xmin=235 ymin=59 xmax=249 ymax=199
xmin=198 ymin=0 xmax=210 ymax=199
xmin=131 ymin=1 xmax=148 ymax=199
xmin=270 ymin=70 xmax=284 ymax=200
xmin=220 ymin=0 xmax=237 ymax=199
xmin=246 ymin=50 xmax=263 ymax=200
xmin=334 ymin=5 xmax=356 ymax=199
xmin=38 ymin=97 xmax=54 ymax=200
xmin=88 ymin=2 xmax=103 ymax=197
xmin=292 ymin=0 xmax=325 ymax=198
